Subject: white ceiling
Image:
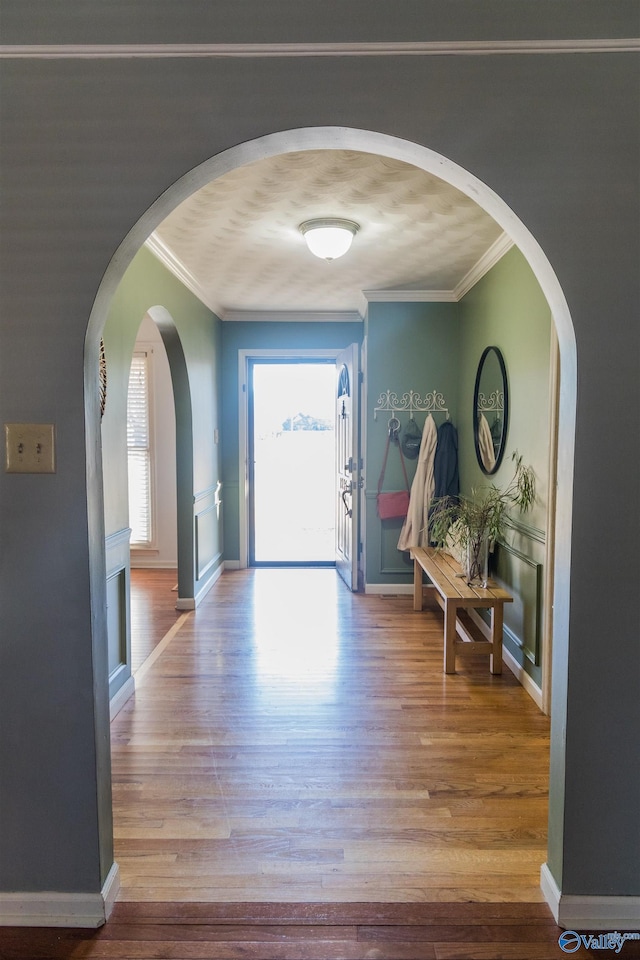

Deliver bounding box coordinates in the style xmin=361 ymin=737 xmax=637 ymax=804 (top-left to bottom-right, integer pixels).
xmin=148 ymin=149 xmax=508 ymax=319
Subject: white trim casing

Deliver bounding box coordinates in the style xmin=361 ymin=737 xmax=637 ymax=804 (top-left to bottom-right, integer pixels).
xmin=541 ymin=863 xmax=640 ymax=931
xmin=0 ymin=864 xmax=120 ymax=929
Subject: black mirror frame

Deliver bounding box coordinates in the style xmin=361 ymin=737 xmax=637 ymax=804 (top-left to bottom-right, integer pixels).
xmin=473 ymin=345 xmax=509 ymax=476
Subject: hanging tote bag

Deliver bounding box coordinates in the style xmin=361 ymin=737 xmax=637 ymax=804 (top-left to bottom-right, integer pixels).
xmin=377 ymin=431 xmax=411 ymax=520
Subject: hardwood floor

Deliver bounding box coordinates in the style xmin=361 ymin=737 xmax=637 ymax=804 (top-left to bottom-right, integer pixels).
xmin=130 ymin=568 xmax=181 ymax=673
xmin=2 ymin=569 xmax=623 ymax=958
xmin=1 ymin=901 xmax=607 ymax=959
xmin=113 ymin=568 xmax=551 ymax=903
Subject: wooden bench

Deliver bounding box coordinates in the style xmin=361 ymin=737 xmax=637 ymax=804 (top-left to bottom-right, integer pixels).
xmin=410 ymin=546 xmax=513 ymax=675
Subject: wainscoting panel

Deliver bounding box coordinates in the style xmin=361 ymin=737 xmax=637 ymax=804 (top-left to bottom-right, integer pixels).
xmin=194 ymin=482 xmax=223 ymax=582
xmin=380 ymin=517 xmax=412 ymax=575
xmin=106 ymin=568 xmax=127 ymax=676
xmin=496 ymin=542 xmax=542 ymax=666
xmin=105 ymin=527 xmax=132 ymax=703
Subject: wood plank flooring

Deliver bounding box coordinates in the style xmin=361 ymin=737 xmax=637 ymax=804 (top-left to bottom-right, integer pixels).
xmin=1 ymin=901 xmax=616 ymax=959
xmin=2 ymin=569 xmax=625 ymax=958
xmin=112 ymin=568 xmax=551 ymax=904
xmin=130 ymin=569 xmax=181 ymax=673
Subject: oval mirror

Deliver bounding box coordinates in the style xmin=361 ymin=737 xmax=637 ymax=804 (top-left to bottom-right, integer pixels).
xmin=473 ymin=346 xmax=508 ymax=475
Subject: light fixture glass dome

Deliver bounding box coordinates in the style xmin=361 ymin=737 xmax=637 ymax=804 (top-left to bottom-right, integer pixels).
xmin=300 ymin=218 xmax=359 ymax=261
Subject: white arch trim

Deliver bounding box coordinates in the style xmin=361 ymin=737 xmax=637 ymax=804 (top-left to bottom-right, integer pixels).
xmin=86 ymin=126 xmax=576 ymax=909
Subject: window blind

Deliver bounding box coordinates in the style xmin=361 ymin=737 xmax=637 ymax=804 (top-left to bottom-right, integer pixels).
xmin=127 ymin=351 xmax=152 ymax=545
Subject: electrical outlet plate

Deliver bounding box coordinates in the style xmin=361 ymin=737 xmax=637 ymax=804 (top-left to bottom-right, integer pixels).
xmin=5 ymin=423 xmax=56 ymax=473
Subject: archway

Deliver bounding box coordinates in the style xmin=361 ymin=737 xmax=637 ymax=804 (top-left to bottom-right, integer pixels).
xmin=85 ymin=126 xmax=576 ymax=906
xmin=147 ymin=306 xmax=196 ymax=606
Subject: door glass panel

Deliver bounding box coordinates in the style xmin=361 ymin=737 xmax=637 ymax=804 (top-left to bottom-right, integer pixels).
xmin=250 ymin=362 xmax=336 ymax=564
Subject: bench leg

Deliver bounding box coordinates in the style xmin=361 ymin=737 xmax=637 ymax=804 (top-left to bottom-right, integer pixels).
xmin=490 ymin=603 xmax=504 ymax=675
xmin=444 ymin=601 xmax=457 ymax=673
xmin=413 ymin=558 xmax=424 ymax=612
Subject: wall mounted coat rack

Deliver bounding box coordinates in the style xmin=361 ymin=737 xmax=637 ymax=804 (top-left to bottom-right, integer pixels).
xmin=476 ymin=389 xmax=504 ymax=414
xmin=374 ymin=389 xmax=449 ymax=421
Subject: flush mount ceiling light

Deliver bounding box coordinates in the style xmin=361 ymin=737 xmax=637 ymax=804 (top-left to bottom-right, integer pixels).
xmin=299 ymin=218 xmax=360 ymax=261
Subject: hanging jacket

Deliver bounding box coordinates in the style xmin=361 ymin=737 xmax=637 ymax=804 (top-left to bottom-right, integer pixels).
xmin=397 ymin=413 xmax=437 ymax=551
xmin=477 ymin=413 xmax=496 ymax=472
xmin=433 ymin=419 xmax=459 ymax=501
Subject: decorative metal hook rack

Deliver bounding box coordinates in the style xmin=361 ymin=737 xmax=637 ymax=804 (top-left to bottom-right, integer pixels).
xmin=476 ymin=390 xmax=504 ymax=414
xmin=374 ymin=389 xmax=449 ymax=421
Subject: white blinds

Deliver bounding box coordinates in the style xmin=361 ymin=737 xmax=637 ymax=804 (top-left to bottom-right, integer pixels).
xmin=127 ymin=351 xmax=152 ymax=545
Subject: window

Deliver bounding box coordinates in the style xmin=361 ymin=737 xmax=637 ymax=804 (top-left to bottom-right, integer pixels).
xmin=127 ymin=351 xmax=153 ymax=545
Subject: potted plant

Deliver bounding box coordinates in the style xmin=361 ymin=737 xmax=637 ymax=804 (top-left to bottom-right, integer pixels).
xmin=429 ymin=452 xmax=536 ymax=586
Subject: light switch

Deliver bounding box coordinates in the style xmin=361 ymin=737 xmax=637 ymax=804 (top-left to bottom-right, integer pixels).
xmin=5 ymin=423 xmax=56 ymax=473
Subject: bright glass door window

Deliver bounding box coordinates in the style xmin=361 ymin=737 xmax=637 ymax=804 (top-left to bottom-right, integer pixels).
xmin=249 ymin=361 xmax=336 ymax=564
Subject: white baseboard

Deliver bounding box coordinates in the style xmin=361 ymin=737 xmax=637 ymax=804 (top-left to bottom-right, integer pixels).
xmin=541 ymin=863 xmax=640 ymax=930
xmin=175 ymin=596 xmax=196 ymax=610
xmin=109 ymin=676 xmax=135 ymax=720
xmin=0 ymin=863 xmax=120 ymax=928
xmin=176 ymin=560 xmax=226 ymax=611
xmin=502 ymin=646 xmax=543 ymax=709
xmin=364 ymin=582 xmax=413 ymax=595
xmin=467 ymin=608 xmax=543 ymax=709
xmin=223 ymin=560 xmax=241 ymax=570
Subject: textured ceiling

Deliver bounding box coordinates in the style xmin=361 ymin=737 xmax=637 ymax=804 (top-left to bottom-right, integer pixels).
xmin=152 ymin=150 xmax=504 ymax=316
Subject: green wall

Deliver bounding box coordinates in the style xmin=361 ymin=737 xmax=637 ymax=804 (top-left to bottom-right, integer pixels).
xmin=364 ymin=302 xmax=461 ymax=585
xmin=363 ymin=252 xmax=551 ymax=689
xmin=220 ymin=321 xmax=363 ymax=561
xmin=458 ymin=246 xmax=552 ymax=687
xmin=102 ymin=247 xmax=222 ymax=598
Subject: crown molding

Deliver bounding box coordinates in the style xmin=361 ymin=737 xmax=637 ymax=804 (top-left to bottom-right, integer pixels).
xmin=1 ymin=39 xmax=638 ymax=59
xmin=148 ymin=230 xmax=514 ymax=319
xmin=363 ymin=289 xmax=458 ymax=304
xmin=452 ymin=232 xmax=515 ymax=300
xmin=364 ymin=232 xmax=514 ymax=306
xmin=144 ymin=234 xmax=223 ymax=317
xmin=221 ymin=309 xmax=363 ymax=323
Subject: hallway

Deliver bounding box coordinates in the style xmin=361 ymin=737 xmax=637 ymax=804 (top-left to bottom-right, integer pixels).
xmin=112 ymin=568 xmax=550 ymax=903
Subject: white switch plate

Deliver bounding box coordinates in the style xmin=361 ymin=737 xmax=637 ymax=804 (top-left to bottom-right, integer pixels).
xmin=5 ymin=423 xmax=56 ymax=473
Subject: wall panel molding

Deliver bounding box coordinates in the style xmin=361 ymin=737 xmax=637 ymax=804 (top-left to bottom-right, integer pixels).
xmin=2 ymin=40 xmax=638 ymax=59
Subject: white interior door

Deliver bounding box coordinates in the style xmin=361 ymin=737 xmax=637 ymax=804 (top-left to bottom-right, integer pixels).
xmin=335 ymin=343 xmax=360 ymax=591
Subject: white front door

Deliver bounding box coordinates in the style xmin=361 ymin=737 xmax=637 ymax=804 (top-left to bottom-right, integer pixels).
xmin=335 ymin=343 xmax=361 ymax=591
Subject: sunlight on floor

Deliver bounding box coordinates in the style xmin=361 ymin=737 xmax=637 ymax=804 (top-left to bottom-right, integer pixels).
xmin=251 ymin=569 xmax=340 ymax=698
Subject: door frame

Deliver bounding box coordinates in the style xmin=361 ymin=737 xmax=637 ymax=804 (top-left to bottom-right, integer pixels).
xmin=238 ymin=348 xmax=342 ymax=570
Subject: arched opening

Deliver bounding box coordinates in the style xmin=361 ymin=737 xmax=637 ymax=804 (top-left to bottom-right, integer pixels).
xmin=147 ymin=306 xmax=195 ymax=607
xmin=85 ymin=126 xmax=576 ymax=906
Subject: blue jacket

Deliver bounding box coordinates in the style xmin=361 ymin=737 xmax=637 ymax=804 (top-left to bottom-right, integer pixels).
xmin=433 ymin=420 xmax=459 ymax=501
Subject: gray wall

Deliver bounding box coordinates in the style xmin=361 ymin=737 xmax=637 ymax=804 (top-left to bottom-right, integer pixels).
xmin=0 ymin=2 xmax=638 ymax=905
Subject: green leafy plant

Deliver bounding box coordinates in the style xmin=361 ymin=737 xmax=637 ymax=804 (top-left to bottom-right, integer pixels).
xmin=429 ymin=452 xmax=536 ymax=584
